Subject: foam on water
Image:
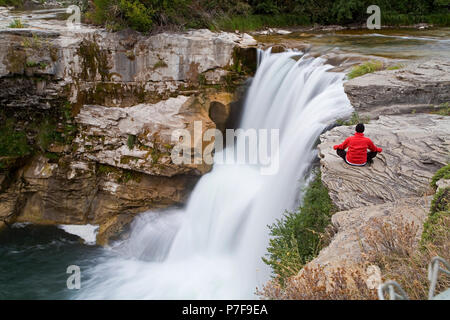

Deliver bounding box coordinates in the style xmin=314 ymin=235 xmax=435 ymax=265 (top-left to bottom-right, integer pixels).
xmin=59 ymin=224 xmax=99 ymax=245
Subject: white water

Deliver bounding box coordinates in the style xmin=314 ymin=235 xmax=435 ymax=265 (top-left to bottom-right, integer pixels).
xmin=76 ymin=50 xmax=353 ymax=299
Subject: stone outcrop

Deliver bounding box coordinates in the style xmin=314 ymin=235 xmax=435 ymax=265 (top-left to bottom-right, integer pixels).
xmin=344 ymin=59 xmax=450 ymax=118
xmin=74 ymin=95 xmax=215 ymax=177
xmin=0 ymin=7 xmax=257 ymax=244
xmin=318 ymin=114 xmax=450 ymax=211
xmin=302 ymin=113 xmax=449 ymax=289
xmin=310 ymin=197 xmax=430 ymax=267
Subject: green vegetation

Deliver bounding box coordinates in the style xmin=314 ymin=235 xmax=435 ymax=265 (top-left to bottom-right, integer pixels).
xmin=430 ymin=164 xmax=450 ymax=190
xmin=431 ymin=102 xmax=450 ymax=116
xmin=127 ymin=134 xmax=136 ymax=149
xmin=85 ymin=0 xmax=450 ymax=33
xmin=336 ymin=111 xmax=370 ymax=126
xmin=0 ymin=119 xmax=32 ymax=158
xmin=347 ymin=60 xmax=384 ymax=79
xmin=430 ymin=186 xmax=449 ymax=216
xmin=386 ymin=63 xmax=405 ymax=71
xmin=153 ymin=60 xmax=168 ymax=70
xmin=21 ymin=34 xmax=43 ymax=49
xmin=263 ymin=170 xmax=336 ymax=284
xmin=347 ymin=61 xmax=406 ymax=80
xmin=8 ymin=19 xmax=25 ymax=28
xmin=421 ymin=206 xmax=449 ymax=245
xmin=0 ymin=101 xmax=77 ymax=171
xmin=0 ymin=0 xmax=23 ymax=6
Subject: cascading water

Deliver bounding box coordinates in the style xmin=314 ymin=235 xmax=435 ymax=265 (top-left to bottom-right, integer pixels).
xmin=75 ymin=49 xmax=353 ymax=299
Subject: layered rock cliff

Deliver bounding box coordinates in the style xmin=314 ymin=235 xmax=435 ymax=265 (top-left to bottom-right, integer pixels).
xmin=0 ymin=7 xmax=257 ymax=243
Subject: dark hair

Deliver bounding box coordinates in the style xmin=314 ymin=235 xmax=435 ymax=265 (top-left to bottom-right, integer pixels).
xmin=356 ymin=123 xmax=365 ymax=133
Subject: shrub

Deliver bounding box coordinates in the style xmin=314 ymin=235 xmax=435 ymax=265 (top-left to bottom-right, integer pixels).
xmin=257 ymin=265 xmax=378 ymax=300
xmin=127 ymin=134 xmax=136 ymax=149
xmin=0 ymin=119 xmax=32 ymax=158
xmin=430 ymin=164 xmax=450 ymax=190
xmin=336 ymin=111 xmax=370 ymax=126
xmin=362 ymin=208 xmax=449 ymax=300
xmin=430 ymin=187 xmax=450 ymax=215
xmin=8 ymin=19 xmax=25 ymax=28
xmin=431 ymin=102 xmax=450 ymax=116
xmin=36 ymin=119 xmax=62 ymax=152
xmin=263 ymin=170 xmax=335 ymax=284
xmin=0 ymin=0 xmax=23 ymax=7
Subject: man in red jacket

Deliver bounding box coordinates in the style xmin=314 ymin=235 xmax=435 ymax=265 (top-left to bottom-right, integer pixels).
xmin=333 ymin=123 xmax=382 ymax=166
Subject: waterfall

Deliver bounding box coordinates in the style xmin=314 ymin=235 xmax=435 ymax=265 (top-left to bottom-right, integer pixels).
xmin=76 ymin=50 xmax=353 ymax=299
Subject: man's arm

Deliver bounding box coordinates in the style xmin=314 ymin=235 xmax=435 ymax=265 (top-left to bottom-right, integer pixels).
xmin=333 ymin=137 xmax=351 ymax=150
xmin=367 ymin=139 xmax=382 ymax=153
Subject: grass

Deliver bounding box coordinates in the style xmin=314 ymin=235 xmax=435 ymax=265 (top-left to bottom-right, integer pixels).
xmin=8 ymin=19 xmax=25 ymax=29
xmin=127 ymin=134 xmax=136 ymax=150
xmin=347 ymin=60 xmax=384 ymax=80
xmin=386 ymin=63 xmax=405 ymax=71
xmin=0 ymin=119 xmax=32 ymax=158
xmin=431 ymin=102 xmax=450 ymax=116
xmin=152 ymin=60 xmax=168 ymax=70
xmin=336 ymin=112 xmax=370 ymax=126
xmin=262 ymin=169 xmax=336 ymax=285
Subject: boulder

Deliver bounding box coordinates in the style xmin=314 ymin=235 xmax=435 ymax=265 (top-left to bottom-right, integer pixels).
xmin=74 ymin=95 xmax=215 ymax=177
xmin=319 ymin=114 xmax=450 ymax=211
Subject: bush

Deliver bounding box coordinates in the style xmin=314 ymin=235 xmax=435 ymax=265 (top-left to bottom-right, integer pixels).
xmin=8 ymin=19 xmax=24 ymax=28
xmin=430 ymin=187 xmax=450 ymax=215
xmin=0 ymin=119 xmax=32 ymax=158
xmin=0 ymin=0 xmax=23 ymax=6
xmin=257 ymin=265 xmax=378 ymax=300
xmin=336 ymin=111 xmax=370 ymax=126
xmin=84 ymin=0 xmax=450 ymax=33
xmin=263 ymin=170 xmax=335 ymax=284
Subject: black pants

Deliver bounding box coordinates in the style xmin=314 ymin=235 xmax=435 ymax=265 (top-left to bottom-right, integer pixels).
xmin=336 ymin=149 xmax=377 ymax=165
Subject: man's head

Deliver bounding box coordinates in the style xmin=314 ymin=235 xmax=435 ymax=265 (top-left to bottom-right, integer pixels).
xmin=356 ymin=123 xmax=365 ymax=133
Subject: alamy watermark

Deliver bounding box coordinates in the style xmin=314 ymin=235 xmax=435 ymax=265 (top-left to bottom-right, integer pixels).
xmin=170 ymin=121 xmax=280 ymax=175
xmin=367 ymin=5 xmax=381 ymax=29
xmin=66 ymin=5 xmax=81 ymax=30
xmin=66 ymin=265 xmax=81 ymax=290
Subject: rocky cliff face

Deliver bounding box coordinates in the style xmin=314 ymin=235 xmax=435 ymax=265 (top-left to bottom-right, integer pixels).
xmin=344 ymin=60 xmax=450 ymax=119
xmin=0 ymin=7 xmax=257 ymax=243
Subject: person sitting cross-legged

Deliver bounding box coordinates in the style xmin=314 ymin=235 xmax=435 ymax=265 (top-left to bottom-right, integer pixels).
xmin=333 ymin=123 xmax=382 ymax=166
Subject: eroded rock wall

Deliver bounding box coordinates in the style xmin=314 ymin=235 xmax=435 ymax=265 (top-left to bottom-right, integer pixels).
xmin=0 ymin=8 xmax=257 ymax=244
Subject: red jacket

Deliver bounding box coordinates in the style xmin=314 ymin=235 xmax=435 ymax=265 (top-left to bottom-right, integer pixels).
xmin=333 ymin=132 xmax=382 ymax=165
